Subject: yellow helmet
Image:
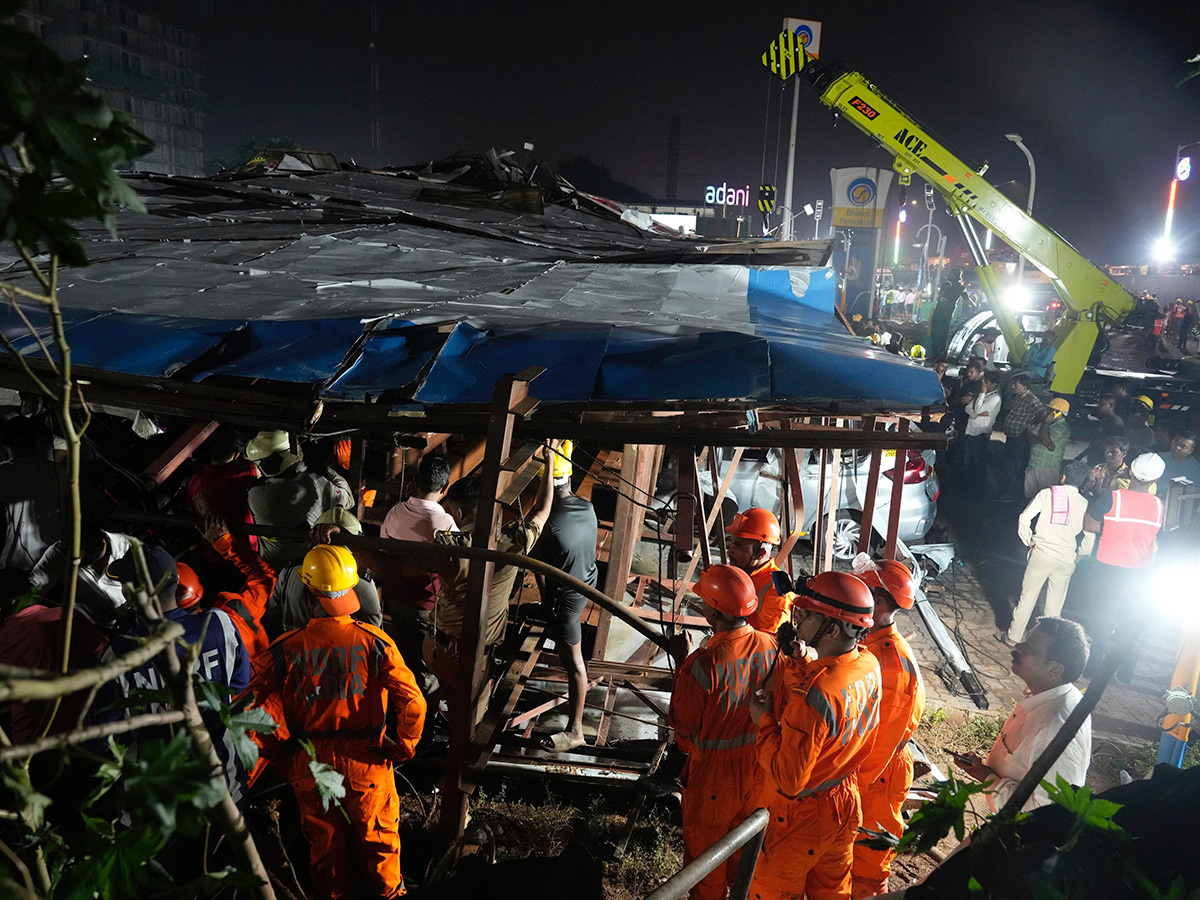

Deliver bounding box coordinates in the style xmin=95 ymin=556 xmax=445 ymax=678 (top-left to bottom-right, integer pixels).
xmin=1134 ymin=395 xmax=1155 ymax=411
xmin=313 ymin=507 xmax=362 ymax=535
xmin=552 ymin=439 xmax=574 ymax=481
xmin=300 ymin=545 xmax=359 ymax=594
xmin=245 ymin=430 xmax=303 ymax=474
xmin=910 ymin=344 xmax=927 ymax=360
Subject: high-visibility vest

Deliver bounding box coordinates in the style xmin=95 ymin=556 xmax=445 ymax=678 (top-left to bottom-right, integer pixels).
xmin=1096 ymin=490 xmax=1163 ymax=569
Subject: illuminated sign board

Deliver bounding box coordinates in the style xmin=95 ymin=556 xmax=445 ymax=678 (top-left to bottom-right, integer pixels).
xmin=705 ymin=182 xmax=752 ymax=207
xmin=1178 ymin=156 xmax=1192 ymax=182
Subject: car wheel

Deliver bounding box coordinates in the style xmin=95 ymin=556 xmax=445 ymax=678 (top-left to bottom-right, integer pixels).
xmin=831 ymin=510 xmax=882 ymax=561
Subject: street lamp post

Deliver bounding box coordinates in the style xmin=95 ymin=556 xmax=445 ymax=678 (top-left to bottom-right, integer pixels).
xmin=1006 ymin=133 xmax=1036 ymax=291
xmin=1162 ymin=140 xmax=1200 ymax=259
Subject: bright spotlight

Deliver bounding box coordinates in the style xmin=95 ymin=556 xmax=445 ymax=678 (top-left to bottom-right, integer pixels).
xmin=1151 ymin=562 xmax=1200 ymax=624
xmin=1005 ymin=285 xmax=1030 ymax=307
xmin=1155 ymin=236 xmax=1175 ymax=261
xmin=899 ymin=209 xmax=907 ymax=223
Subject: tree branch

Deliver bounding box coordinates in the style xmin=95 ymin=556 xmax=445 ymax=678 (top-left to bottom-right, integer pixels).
xmin=0 ymin=711 xmax=186 ymax=763
xmin=0 ymin=292 xmax=60 ymax=374
xmin=0 ymin=325 xmax=56 ymax=402
xmin=0 ymin=623 xmax=183 ymax=703
xmin=0 ymin=835 xmax=36 ymax=899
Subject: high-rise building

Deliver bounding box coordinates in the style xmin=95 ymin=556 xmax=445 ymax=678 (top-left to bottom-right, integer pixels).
xmin=31 ymin=0 xmax=205 ymax=176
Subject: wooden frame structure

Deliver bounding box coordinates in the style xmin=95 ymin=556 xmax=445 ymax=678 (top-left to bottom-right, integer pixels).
xmin=0 ymin=357 xmax=944 ymax=842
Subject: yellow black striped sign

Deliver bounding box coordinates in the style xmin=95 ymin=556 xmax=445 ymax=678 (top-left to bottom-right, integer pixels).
xmin=762 ymin=29 xmax=804 ymax=81
xmin=758 ymin=184 xmax=777 ymax=214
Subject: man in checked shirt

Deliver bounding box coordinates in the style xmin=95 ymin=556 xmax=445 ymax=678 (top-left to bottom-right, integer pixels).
xmin=996 ymin=374 xmax=1045 ymax=502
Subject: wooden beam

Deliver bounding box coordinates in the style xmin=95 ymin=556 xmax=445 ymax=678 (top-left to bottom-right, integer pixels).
xmin=595 ymin=444 xmax=661 ymax=659
xmin=441 ymin=368 xmax=540 ymax=842
xmin=812 ymin=440 xmax=828 ymax=575
xmin=775 ymin=444 xmax=805 ymax=572
xmin=857 ymin=417 xmax=882 ymax=554
xmin=349 ymin=437 xmax=367 ymax=519
xmin=883 ymin=420 xmax=910 ymax=560
xmin=670 ymin=447 xmax=744 ymax=616
xmin=142 ymin=420 xmax=218 ymax=485
xmin=822 ymin=438 xmax=842 ymax=574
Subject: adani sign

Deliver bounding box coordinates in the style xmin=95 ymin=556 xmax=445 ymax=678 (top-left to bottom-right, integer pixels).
xmin=705 ymin=182 xmax=751 ymax=207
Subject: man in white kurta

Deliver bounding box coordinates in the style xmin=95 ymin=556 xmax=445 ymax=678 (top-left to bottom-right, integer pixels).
xmin=955 ymin=617 xmax=1092 ymax=812
xmin=1006 ymin=461 xmax=1094 ymax=645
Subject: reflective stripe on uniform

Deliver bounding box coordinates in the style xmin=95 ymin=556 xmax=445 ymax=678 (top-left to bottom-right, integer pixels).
xmin=807 ymin=687 xmax=838 ymax=738
xmin=694 ymin=731 xmax=758 ymax=752
xmin=779 ymin=771 xmax=850 ymax=800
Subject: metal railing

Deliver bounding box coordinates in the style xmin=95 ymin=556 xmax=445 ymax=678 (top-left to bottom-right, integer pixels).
xmin=644 ymin=808 xmax=770 ymax=900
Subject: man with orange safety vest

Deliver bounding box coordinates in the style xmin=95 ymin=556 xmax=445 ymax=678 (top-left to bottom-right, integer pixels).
xmin=668 ymin=565 xmax=777 ymax=900
xmin=747 ymin=571 xmax=881 ymax=900
xmin=849 ymin=559 xmax=925 ymax=898
xmin=1083 ymin=452 xmax=1165 ymax=681
xmin=726 ymin=508 xmax=795 ymax=634
xmin=248 ymin=544 xmax=426 ymax=900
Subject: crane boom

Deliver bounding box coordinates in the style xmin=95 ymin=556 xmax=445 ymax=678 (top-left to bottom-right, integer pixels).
xmin=797 ymin=58 xmax=1135 ymax=394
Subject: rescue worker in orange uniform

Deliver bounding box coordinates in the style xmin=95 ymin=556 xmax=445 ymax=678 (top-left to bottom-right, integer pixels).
xmin=198 ymin=515 xmax=277 ymax=657
xmin=726 ymin=508 xmax=795 ymax=634
xmin=747 ymin=571 xmax=881 ymax=900
xmin=669 ymin=565 xmax=778 ymax=900
xmin=849 ymin=559 xmax=926 ymax=898
xmin=248 ymin=544 xmax=426 ymax=900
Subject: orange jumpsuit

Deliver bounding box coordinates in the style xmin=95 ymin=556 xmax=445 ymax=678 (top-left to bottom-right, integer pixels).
xmin=747 ymin=560 xmax=794 ymax=635
xmin=211 ymin=532 xmax=276 ymax=658
xmin=669 ymin=625 xmax=778 ymax=900
xmin=751 ymin=646 xmax=881 ymax=900
xmin=249 ymin=609 xmax=426 ymax=900
xmin=851 ymin=625 xmax=925 ymax=898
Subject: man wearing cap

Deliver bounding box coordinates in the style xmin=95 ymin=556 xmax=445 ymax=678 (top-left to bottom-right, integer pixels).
xmin=726 ymin=508 xmax=795 ymax=635
xmin=1025 ymin=398 xmax=1072 ymax=498
xmin=102 ymin=546 xmax=251 ymax=801
xmin=850 ymin=560 xmax=924 ymax=899
xmin=669 ymin=565 xmax=777 ymax=900
xmin=1005 ymin=461 xmax=1095 ymax=648
xmin=248 ymin=543 xmax=426 ymax=900
xmin=1125 ymin=396 xmax=1157 ymax=454
xmin=264 ymin=509 xmax=383 ymax=638
xmin=244 ymin=430 xmax=353 ymax=567
xmin=747 ymin=571 xmax=881 ymax=900
xmin=532 ymin=441 xmax=599 ymax=754
xmin=1083 ymin=453 xmax=1165 ymax=680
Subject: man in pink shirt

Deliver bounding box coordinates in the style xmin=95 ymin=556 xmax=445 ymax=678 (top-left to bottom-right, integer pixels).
xmin=380 ymin=456 xmax=457 ymax=703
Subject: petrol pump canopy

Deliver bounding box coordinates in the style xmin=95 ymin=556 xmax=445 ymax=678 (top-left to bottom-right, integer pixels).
xmin=0 ymin=161 xmax=945 ymax=414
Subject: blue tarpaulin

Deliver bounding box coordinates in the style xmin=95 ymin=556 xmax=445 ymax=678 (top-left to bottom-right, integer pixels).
xmin=0 ymin=171 xmax=945 ymax=413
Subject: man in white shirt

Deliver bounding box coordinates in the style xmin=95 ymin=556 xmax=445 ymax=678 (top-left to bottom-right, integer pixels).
xmin=955 ymin=617 xmax=1092 ymax=812
xmin=963 ymin=370 xmax=1001 ymax=483
xmin=1003 ymin=461 xmax=1094 ymax=646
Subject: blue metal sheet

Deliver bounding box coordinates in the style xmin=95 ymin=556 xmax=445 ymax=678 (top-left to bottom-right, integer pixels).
xmin=323 ymin=320 xmax=444 ymax=399
xmin=767 ymin=336 xmax=946 ymax=407
xmin=2 ymin=304 xmax=237 ymax=377
xmin=597 ymin=330 xmax=772 ymax=401
xmin=414 ymin=322 xmax=611 ymax=405
xmin=200 ymin=318 xmax=367 ymax=383
xmin=747 ymin=267 xmax=838 ymax=334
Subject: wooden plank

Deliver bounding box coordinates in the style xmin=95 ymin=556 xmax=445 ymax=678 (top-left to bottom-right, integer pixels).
xmin=441 ymin=371 xmax=536 ymax=842
xmin=501 ymin=439 xmax=542 ymax=472
xmin=505 ymin=678 xmax=604 ymax=730
xmin=495 ymin=459 xmax=541 ymax=506
xmin=461 ymin=625 xmax=547 ymax=789
xmin=595 ymin=443 xmax=661 ymax=658
xmin=670 ymin=447 xmax=744 ymax=615
xmin=708 ymin=447 xmax=728 ymax=565
xmin=595 ymin=679 xmax=617 ymax=748
xmin=822 ymin=426 xmax=842 ymax=574
xmin=775 ymin=444 xmax=805 ymax=571
xmin=143 ymin=420 xmax=218 ymax=485
xmin=857 ymin=417 xmax=882 ymax=554
xmin=812 ymin=443 xmax=828 ymax=574
xmin=883 ymin=420 xmax=910 ymax=560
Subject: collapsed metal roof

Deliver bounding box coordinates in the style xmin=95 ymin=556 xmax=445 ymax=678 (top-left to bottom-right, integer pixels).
xmin=0 ymin=154 xmax=945 ymax=415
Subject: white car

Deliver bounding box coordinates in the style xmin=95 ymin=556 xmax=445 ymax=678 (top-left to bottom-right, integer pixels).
xmin=697 ymin=440 xmax=940 ymax=560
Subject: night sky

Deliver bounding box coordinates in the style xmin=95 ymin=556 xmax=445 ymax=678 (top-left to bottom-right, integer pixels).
xmin=200 ymin=0 xmax=1200 ymax=263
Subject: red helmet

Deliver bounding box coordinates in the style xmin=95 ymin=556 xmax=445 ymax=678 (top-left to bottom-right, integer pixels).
xmin=176 ymin=562 xmax=204 ymax=610
xmin=694 ymin=565 xmax=758 ymax=618
xmin=858 ymin=559 xmax=915 ymax=609
xmin=725 ymin=508 xmax=781 ymax=544
xmin=796 ymin=572 xmax=874 ymax=629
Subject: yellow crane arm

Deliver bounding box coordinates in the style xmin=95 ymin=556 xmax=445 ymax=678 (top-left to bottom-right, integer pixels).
xmin=797 ymin=59 xmax=1135 ymax=393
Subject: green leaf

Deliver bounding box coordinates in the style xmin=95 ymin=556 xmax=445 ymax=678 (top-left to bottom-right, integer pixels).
xmin=855 ymin=826 xmax=900 ymax=851
xmin=0 ymin=764 xmax=52 ymax=828
xmin=968 ymin=875 xmax=983 ymax=894
xmin=196 ymin=682 xmax=278 ymax=770
xmin=300 ymin=739 xmax=346 ymax=811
